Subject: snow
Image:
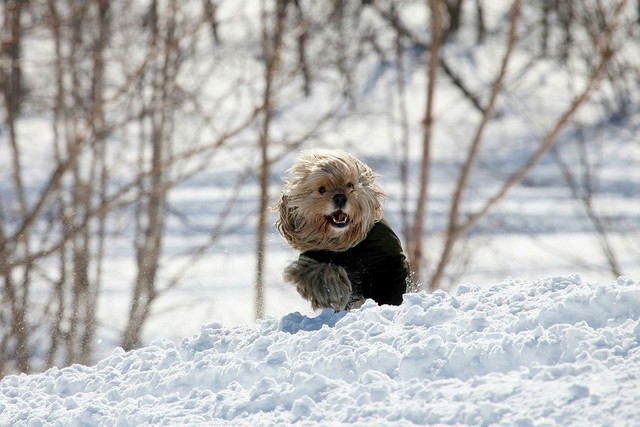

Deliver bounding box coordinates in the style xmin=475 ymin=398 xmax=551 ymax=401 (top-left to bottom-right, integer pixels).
xmin=2 ymin=275 xmax=639 ymax=426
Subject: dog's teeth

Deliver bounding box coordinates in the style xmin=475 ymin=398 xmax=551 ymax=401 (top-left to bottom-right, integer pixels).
xmin=333 ymin=212 xmax=348 ymax=223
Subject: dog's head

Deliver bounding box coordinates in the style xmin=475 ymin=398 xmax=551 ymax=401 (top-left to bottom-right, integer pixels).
xmin=276 ymin=149 xmax=385 ymax=252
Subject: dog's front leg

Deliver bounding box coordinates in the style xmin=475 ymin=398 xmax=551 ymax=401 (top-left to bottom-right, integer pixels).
xmin=284 ymin=256 xmax=352 ymax=311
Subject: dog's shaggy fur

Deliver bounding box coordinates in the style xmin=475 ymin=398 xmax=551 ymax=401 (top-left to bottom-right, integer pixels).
xmin=276 ymin=149 xmax=408 ymax=311
xmin=277 ymin=149 xmax=385 ymax=253
xmin=283 ymin=255 xmax=352 ymax=311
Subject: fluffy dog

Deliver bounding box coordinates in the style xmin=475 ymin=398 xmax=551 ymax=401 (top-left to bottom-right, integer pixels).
xmin=276 ymin=149 xmax=409 ymax=311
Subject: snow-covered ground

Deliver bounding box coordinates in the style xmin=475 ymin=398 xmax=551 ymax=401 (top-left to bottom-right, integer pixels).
xmin=2 ymin=275 xmax=639 ymax=425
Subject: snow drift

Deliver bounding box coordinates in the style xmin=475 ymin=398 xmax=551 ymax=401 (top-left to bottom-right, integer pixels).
xmin=1 ymin=275 xmax=640 ymax=426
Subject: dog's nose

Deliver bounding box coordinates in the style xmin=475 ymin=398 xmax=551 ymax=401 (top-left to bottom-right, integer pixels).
xmin=333 ymin=193 xmax=347 ymax=208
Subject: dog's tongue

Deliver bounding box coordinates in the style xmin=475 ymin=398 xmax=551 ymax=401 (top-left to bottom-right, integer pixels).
xmin=333 ymin=211 xmax=348 ymax=223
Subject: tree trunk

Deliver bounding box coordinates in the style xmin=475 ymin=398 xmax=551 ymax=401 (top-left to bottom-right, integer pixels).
xmin=293 ymin=0 xmax=311 ymax=96
xmin=255 ymin=0 xmax=288 ymax=320
xmin=409 ymin=0 xmax=443 ymax=284
xmin=80 ymin=0 xmax=111 ymax=365
xmin=121 ymin=0 xmax=174 ymax=350
xmin=474 ymin=0 xmax=485 ymax=43
xmin=1 ymin=0 xmax=25 ymax=115
xmin=203 ymin=0 xmax=221 ymax=45
xmin=444 ymin=0 xmax=464 ymax=41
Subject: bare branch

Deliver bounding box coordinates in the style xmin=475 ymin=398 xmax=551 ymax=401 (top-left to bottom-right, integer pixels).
xmin=460 ymin=0 xmax=627 ymax=237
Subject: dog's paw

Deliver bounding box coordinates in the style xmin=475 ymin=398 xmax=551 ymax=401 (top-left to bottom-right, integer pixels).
xmin=284 ymin=256 xmax=351 ymax=311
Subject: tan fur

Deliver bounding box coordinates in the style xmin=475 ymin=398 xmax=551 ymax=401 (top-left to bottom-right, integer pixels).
xmin=276 ymin=149 xmax=385 ymax=253
xmin=283 ymin=256 xmax=352 ymax=311
xmin=276 ymin=149 xmax=386 ymax=310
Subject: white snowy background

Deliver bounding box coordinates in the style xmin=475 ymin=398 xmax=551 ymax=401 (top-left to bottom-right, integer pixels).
xmin=1 ymin=0 xmax=640 ymax=425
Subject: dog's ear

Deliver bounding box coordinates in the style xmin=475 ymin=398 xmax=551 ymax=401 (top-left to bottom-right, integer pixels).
xmin=274 ymin=193 xmax=288 ymax=216
xmin=275 ymin=194 xmax=296 ymax=244
xmin=274 ymin=193 xmax=288 ymax=234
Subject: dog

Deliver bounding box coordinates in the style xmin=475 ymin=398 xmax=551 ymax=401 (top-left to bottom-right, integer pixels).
xmin=276 ymin=149 xmax=409 ymax=311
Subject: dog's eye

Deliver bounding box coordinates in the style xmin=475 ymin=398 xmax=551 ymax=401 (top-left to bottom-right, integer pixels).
xmin=318 ymin=186 xmax=326 ymax=194
xmin=347 ymin=182 xmax=354 ymax=190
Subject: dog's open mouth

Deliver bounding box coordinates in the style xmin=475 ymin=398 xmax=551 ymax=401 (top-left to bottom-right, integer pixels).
xmin=327 ymin=210 xmax=349 ymax=228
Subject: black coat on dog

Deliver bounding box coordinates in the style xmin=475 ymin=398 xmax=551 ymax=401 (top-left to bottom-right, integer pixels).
xmin=299 ymin=219 xmax=408 ymax=306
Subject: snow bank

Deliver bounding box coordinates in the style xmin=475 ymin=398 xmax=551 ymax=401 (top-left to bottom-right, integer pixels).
xmin=2 ymin=275 xmax=640 ymax=426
